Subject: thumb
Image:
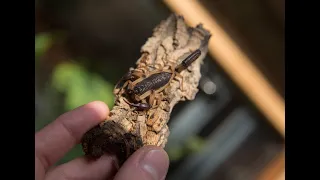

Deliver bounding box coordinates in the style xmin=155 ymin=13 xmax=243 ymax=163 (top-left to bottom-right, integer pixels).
xmin=114 ymin=146 xmax=169 ymax=180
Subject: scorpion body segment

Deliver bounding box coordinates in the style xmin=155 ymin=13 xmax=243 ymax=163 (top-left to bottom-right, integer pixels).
xmin=175 ymin=49 xmax=201 ymax=73
xmin=128 ymin=72 xmax=172 ymax=96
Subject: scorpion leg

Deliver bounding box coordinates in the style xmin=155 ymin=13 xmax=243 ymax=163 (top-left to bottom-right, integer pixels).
xmin=166 ymin=62 xmax=184 ymax=91
xmin=146 ymin=109 xmax=160 ymax=126
xmin=114 ymin=68 xmax=144 ymax=95
xmin=174 ymin=72 xmax=184 ymax=91
xmin=154 ymin=63 xmax=165 ymax=71
xmin=131 ymin=70 xmax=145 ymax=78
xmin=117 ymin=80 xmax=130 ymax=95
xmin=148 ymin=90 xmax=162 ymax=108
xmin=136 ymin=90 xmax=153 ymax=101
xmin=148 ymin=90 xmax=156 ymax=107
xmin=128 ymin=77 xmax=145 ymax=90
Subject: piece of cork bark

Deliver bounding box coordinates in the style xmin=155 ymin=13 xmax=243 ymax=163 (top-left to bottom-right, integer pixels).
xmin=81 ymin=14 xmax=211 ymax=166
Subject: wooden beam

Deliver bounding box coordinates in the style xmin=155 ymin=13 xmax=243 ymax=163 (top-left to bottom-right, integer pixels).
xmin=257 ymin=150 xmax=285 ymax=180
xmin=275 ymin=171 xmax=285 ymax=180
xmin=163 ymin=0 xmax=285 ymax=137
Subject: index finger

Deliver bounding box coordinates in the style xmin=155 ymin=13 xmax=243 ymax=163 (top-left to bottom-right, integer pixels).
xmin=35 ymin=101 xmax=109 ymax=170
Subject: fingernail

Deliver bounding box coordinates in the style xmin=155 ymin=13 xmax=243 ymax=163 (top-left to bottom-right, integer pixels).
xmin=140 ymin=149 xmax=169 ymax=180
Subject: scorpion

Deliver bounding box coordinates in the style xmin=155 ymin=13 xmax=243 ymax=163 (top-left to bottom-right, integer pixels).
xmin=114 ymin=49 xmax=202 ymax=111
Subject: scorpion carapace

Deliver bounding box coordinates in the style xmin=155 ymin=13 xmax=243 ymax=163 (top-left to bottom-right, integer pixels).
xmin=128 ymin=72 xmax=172 ymax=96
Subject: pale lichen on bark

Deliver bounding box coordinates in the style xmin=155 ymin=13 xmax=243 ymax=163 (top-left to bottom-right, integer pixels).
xmin=81 ymin=14 xmax=211 ymax=165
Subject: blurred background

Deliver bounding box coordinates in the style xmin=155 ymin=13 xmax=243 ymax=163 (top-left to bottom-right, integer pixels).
xmin=35 ymin=0 xmax=284 ymax=179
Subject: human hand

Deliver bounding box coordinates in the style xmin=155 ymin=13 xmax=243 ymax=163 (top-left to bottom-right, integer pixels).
xmin=35 ymin=101 xmax=169 ymax=180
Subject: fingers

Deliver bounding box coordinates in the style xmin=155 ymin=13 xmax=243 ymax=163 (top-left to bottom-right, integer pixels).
xmin=114 ymin=146 xmax=169 ymax=180
xmin=35 ymin=101 xmax=109 ymax=170
xmin=45 ymin=155 xmax=118 ymax=180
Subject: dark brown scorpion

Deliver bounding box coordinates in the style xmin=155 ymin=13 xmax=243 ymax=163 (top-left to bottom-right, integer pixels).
xmin=114 ymin=49 xmax=202 ymax=111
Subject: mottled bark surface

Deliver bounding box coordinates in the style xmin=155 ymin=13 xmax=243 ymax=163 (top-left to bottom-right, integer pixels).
xmin=81 ymin=14 xmax=211 ymax=165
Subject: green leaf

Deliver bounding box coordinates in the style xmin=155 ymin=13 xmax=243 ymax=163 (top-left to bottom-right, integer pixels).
xmin=167 ymin=146 xmax=185 ymax=161
xmin=48 ymin=62 xmax=115 ymax=163
xmin=51 ymin=62 xmax=114 ymax=111
xmin=185 ymin=136 xmax=206 ymax=153
xmin=51 ymin=62 xmax=87 ymax=92
xmin=35 ymin=33 xmax=53 ymax=59
xmin=89 ymin=74 xmax=114 ymax=107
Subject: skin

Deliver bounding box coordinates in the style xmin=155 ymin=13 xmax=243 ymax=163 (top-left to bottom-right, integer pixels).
xmin=35 ymin=101 xmax=170 ymax=180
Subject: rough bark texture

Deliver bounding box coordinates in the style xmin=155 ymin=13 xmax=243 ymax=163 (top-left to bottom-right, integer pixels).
xmin=81 ymin=14 xmax=211 ymax=165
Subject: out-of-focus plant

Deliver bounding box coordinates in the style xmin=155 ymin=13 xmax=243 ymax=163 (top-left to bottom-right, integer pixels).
xmin=35 ymin=33 xmax=53 ymax=63
xmin=52 ymin=62 xmax=115 ymax=111
xmin=185 ymin=136 xmax=206 ymax=153
xmin=35 ymin=33 xmax=115 ymax=163
xmin=167 ymin=135 xmax=206 ymax=161
xmin=167 ymin=146 xmax=184 ymax=161
xmin=50 ymin=62 xmax=115 ymax=164
xmin=35 ymin=32 xmax=55 ymax=131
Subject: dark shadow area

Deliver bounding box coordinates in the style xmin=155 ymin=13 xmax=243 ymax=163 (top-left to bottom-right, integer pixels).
xmin=200 ymin=0 xmax=285 ymax=97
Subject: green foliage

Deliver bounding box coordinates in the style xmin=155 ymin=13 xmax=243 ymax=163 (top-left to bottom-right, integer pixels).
xmin=167 ymin=146 xmax=185 ymax=161
xmin=35 ymin=33 xmax=53 ymax=60
xmin=35 ymin=32 xmax=115 ymax=165
xmin=51 ymin=62 xmax=115 ymax=111
xmin=185 ymin=135 xmax=206 ymax=153
xmin=50 ymin=62 xmax=115 ymax=164
xmin=167 ymin=135 xmax=206 ymax=161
